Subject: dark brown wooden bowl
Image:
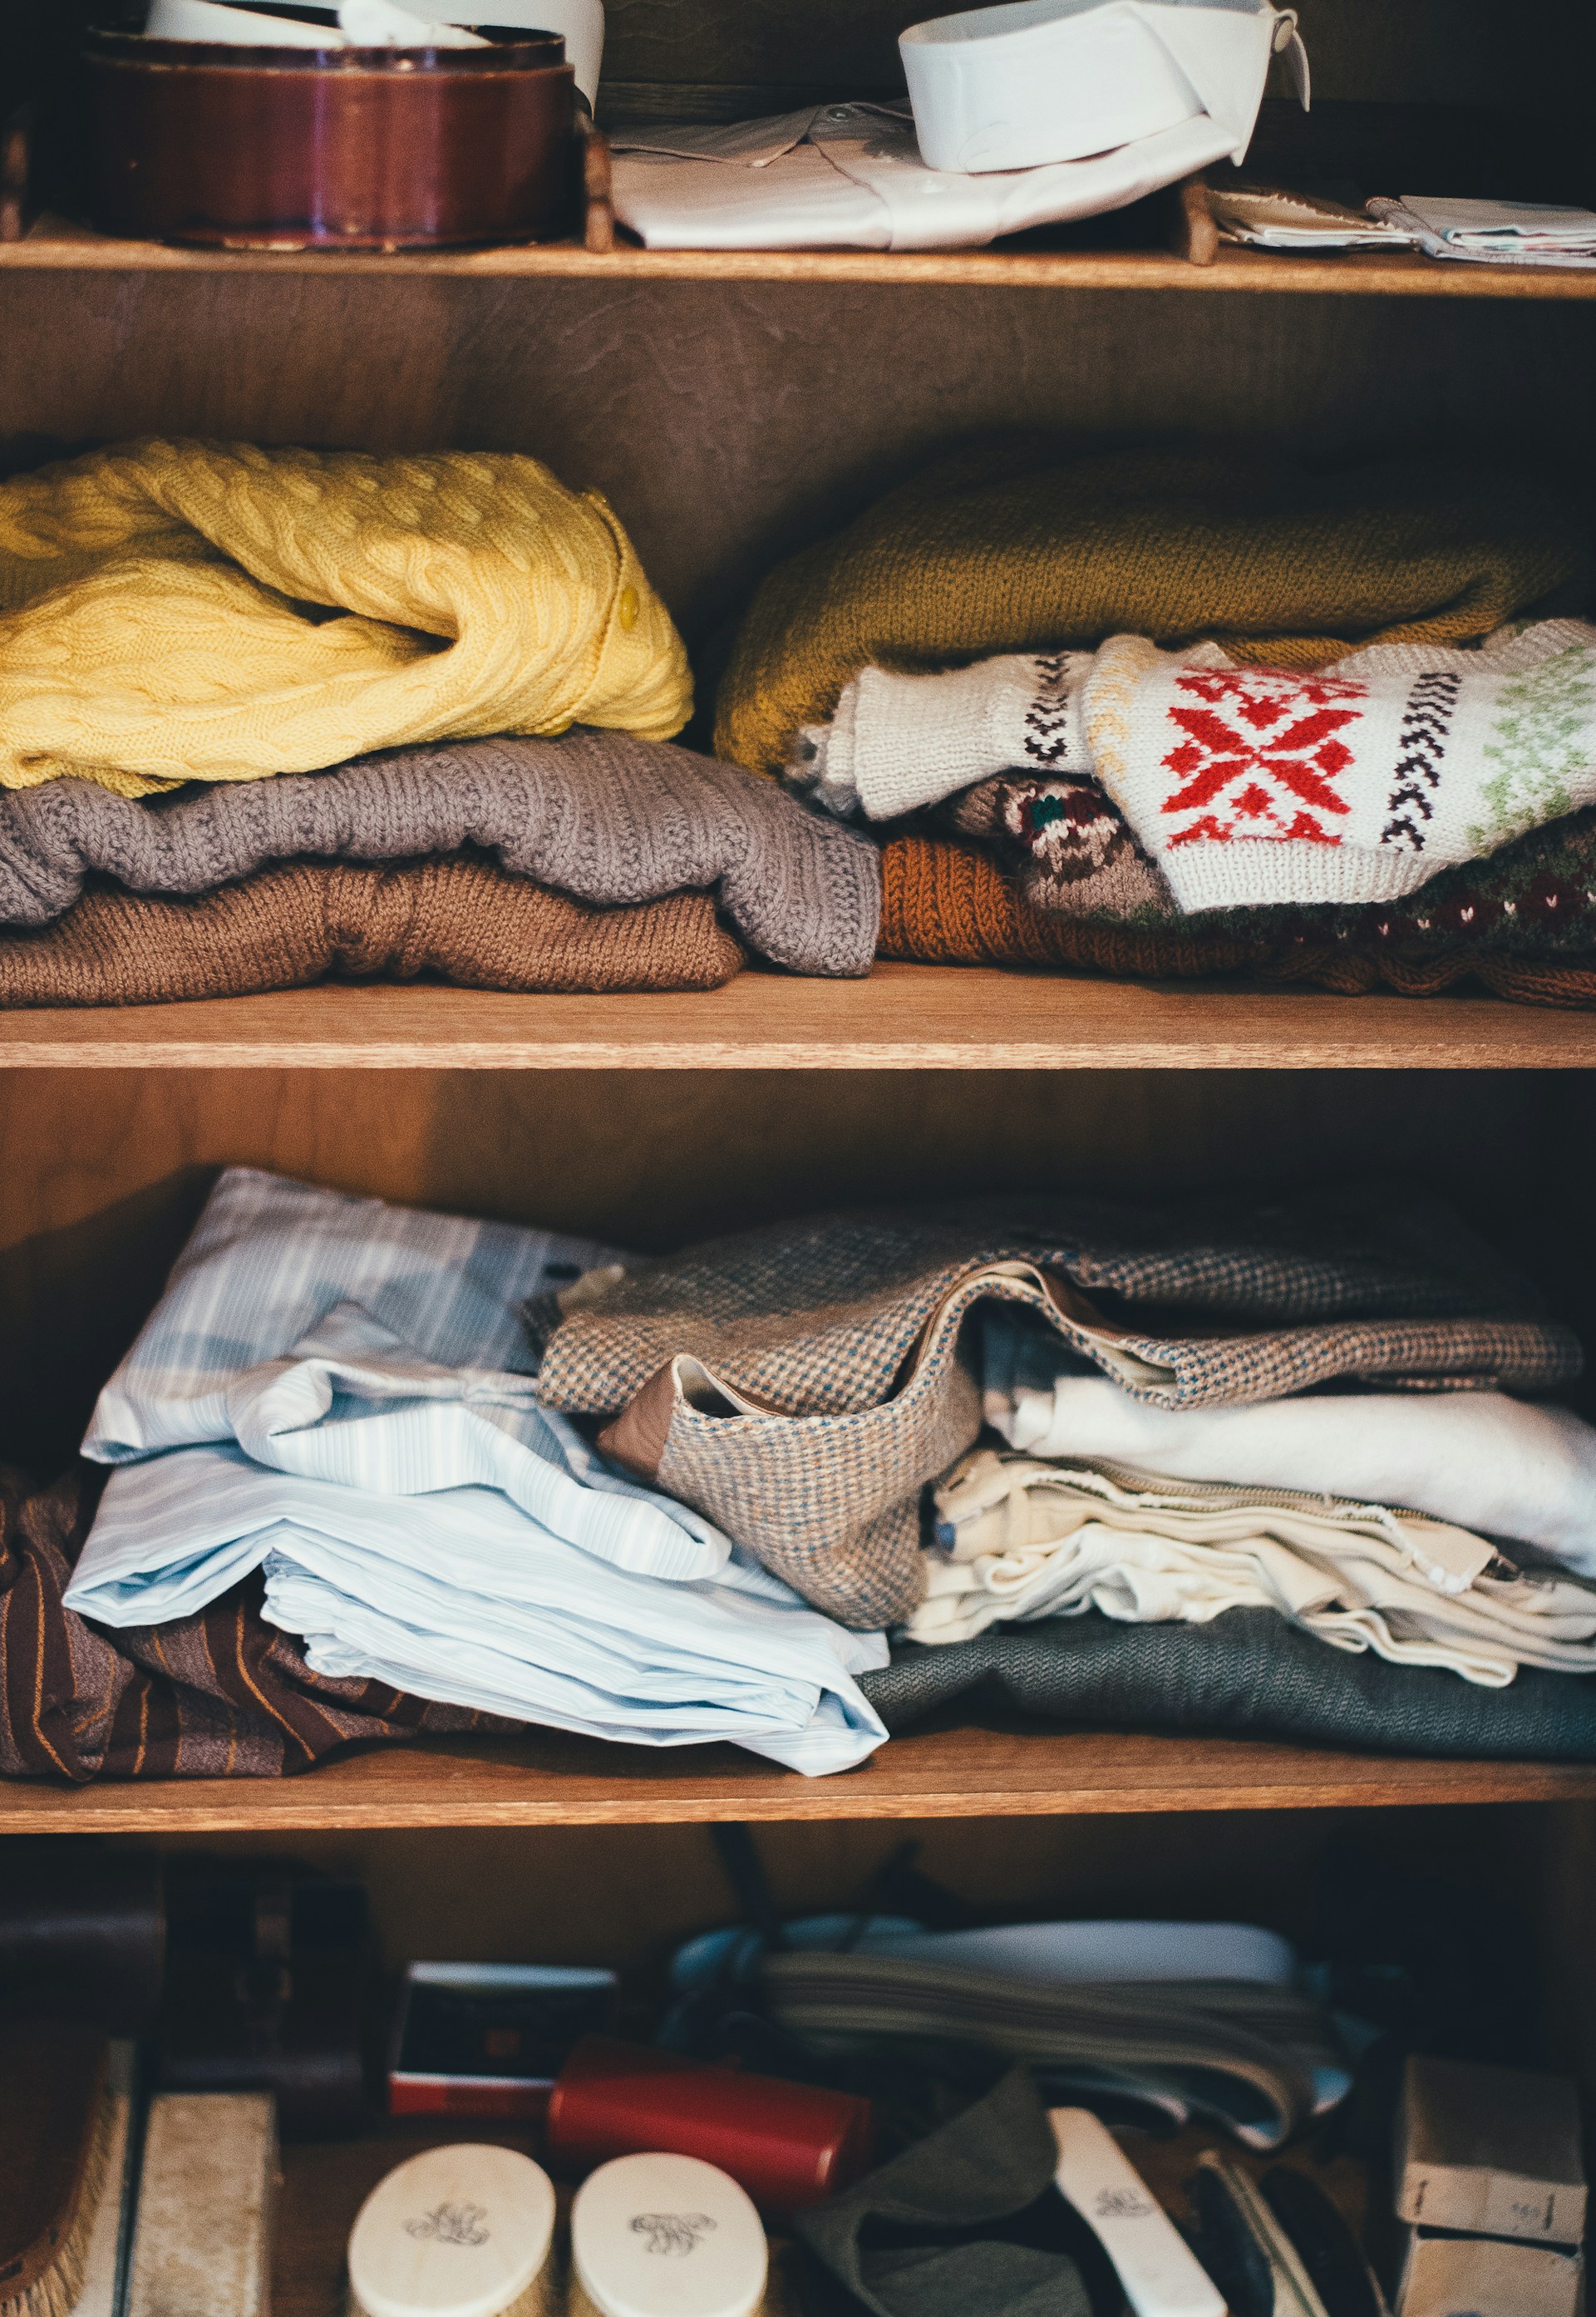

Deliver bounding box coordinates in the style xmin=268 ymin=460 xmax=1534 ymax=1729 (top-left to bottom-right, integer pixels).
xmin=82 ymin=25 xmax=577 ymax=249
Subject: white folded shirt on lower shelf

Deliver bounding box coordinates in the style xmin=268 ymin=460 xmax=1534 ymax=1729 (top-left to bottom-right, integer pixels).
xmin=64 ymin=1168 xmax=887 ymax=1775
xmin=981 ymin=1308 xmax=1596 ymax=1575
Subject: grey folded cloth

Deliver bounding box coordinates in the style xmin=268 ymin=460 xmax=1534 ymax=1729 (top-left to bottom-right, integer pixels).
xmin=0 ymin=732 xmax=881 ymax=979
xmin=762 ymin=1952 xmax=1332 ymax=2150
xmin=794 ymin=2068 xmax=1093 ymax=2317
xmin=860 ymin=1610 xmax=1596 ymax=1760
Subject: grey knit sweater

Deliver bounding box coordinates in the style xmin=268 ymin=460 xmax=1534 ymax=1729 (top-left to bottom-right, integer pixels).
xmin=0 ymin=733 xmax=880 ymax=978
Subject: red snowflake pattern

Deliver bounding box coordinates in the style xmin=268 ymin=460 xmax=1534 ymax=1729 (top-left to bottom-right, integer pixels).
xmin=1160 ymin=666 xmax=1368 ymax=848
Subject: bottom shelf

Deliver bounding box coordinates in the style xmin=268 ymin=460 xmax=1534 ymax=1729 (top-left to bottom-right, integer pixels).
xmin=4 ymin=1721 xmax=1594 ymax=1832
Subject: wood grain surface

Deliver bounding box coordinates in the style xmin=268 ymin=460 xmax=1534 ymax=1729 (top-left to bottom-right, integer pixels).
xmin=3 ymin=1724 xmax=1594 ymax=1833
xmin=7 ymin=226 xmax=1596 ymax=298
xmin=0 ymin=969 xmax=1591 ymax=1068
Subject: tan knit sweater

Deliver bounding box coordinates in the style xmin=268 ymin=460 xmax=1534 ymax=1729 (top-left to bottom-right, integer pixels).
xmin=0 ymin=857 xmax=744 ymax=1005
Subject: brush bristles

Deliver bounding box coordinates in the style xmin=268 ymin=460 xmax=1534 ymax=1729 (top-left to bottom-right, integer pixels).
xmin=0 ymin=2074 xmax=118 ymax=2317
xmin=569 ymin=2265 xmax=769 ymax=2317
xmin=348 ymin=2250 xmax=555 ymax=2317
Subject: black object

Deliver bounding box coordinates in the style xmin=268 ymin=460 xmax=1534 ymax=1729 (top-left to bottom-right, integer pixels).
xmin=157 ymin=1857 xmax=370 ymax=2137
xmin=1189 ymin=2166 xmax=1275 ymax=2317
xmin=861 ymin=1610 xmax=1596 ymax=1762
xmin=0 ymin=1842 xmax=164 ymax=2031
xmin=795 ymin=2069 xmax=1116 ymax=2317
xmin=1262 ymin=2169 xmax=1387 ymax=2317
xmin=390 ymin=1964 xmax=618 ymax=2116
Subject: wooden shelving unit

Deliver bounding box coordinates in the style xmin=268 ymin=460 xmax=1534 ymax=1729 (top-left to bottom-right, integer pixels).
xmin=3 ymin=1722 xmax=1591 ymax=1833
xmin=0 ymin=964 xmax=1590 ymax=1069
xmin=4 ymin=12 xmax=1596 ymax=2166
xmin=7 ymin=216 xmax=1596 ymax=296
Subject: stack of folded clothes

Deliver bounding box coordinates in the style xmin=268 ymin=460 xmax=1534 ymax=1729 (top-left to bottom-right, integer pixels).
xmin=16 ymin=1181 xmax=1596 ymax=1782
xmin=712 ymin=439 xmax=1596 ymax=1007
xmin=0 ymin=441 xmax=879 ymax=1001
xmin=531 ymin=1192 xmax=1596 ymax=1761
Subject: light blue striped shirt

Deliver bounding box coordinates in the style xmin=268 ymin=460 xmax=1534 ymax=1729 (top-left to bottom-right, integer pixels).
xmin=69 ymin=1170 xmax=886 ymax=1774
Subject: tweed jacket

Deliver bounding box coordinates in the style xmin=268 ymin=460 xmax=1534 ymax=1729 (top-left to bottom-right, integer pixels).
xmin=530 ymin=1196 xmax=1579 ymax=1629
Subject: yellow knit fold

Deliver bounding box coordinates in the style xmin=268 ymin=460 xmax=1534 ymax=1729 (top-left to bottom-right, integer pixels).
xmin=0 ymin=441 xmax=692 ymax=796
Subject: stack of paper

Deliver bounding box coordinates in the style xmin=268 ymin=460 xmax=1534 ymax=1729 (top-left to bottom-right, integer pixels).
xmin=1368 ymin=195 xmax=1596 ymax=269
xmin=1209 ymin=185 xmax=1416 ymax=251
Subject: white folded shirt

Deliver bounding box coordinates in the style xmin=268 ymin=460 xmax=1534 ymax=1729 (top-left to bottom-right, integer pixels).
xmin=981 ymin=1309 xmax=1596 ymax=1575
xmin=68 ymin=1442 xmax=886 ymax=1773
xmin=610 ymin=102 xmax=1245 ymax=254
xmin=69 ymin=1168 xmax=888 ymax=1775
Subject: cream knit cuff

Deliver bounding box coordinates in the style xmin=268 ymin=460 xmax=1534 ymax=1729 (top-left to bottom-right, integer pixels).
xmin=786 ymin=651 xmax=1094 ymax=821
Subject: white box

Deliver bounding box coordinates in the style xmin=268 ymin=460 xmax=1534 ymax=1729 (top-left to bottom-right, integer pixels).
xmin=1395 ymin=2055 xmax=1586 ymax=2243
xmin=1398 ymin=2226 xmax=1584 ymax=2317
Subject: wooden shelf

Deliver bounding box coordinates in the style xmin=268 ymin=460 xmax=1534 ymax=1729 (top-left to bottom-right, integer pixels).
xmin=4 ymin=1722 xmax=1593 ymax=1832
xmin=0 ymin=964 xmax=1591 ymax=1069
xmin=7 ymin=217 xmax=1596 ymax=297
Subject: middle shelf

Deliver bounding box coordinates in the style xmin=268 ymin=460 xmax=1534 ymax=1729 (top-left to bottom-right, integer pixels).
xmin=6 ymin=1724 xmax=1594 ymax=1834
xmin=0 ymin=965 xmax=1589 ymax=1068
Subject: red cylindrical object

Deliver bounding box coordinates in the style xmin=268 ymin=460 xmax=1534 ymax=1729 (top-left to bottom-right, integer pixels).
xmin=545 ymin=2036 xmax=875 ymax=2214
xmin=82 ymin=30 xmax=575 ymax=250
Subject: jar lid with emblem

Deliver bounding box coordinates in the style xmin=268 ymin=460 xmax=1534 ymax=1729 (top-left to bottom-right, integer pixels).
xmin=570 ymin=2153 xmax=768 ymax=2317
xmin=347 ymin=2145 xmax=557 ymax=2317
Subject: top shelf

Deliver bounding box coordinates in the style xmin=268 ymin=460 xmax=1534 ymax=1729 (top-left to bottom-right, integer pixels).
xmin=7 ymin=215 xmax=1596 ymax=298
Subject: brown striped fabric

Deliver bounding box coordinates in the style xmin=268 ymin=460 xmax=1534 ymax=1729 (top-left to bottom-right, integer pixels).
xmin=0 ymin=1464 xmax=520 ymax=1782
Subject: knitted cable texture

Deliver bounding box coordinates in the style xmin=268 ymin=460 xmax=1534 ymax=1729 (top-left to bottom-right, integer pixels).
xmin=0 ymin=858 xmax=744 ymax=1006
xmin=715 ymin=439 xmax=1586 ymax=774
xmin=0 ymin=732 xmax=879 ymax=977
xmin=0 ymin=441 xmax=692 ymax=795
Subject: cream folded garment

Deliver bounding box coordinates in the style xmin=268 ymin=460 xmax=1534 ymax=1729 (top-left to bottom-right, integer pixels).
xmin=981 ymin=1308 xmax=1596 ymax=1576
xmin=611 ymin=104 xmax=1249 ymax=254
xmin=914 ymin=1447 xmax=1596 ymax=1685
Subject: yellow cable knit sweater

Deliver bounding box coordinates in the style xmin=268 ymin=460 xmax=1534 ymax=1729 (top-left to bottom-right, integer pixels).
xmin=0 ymin=441 xmax=692 ymax=795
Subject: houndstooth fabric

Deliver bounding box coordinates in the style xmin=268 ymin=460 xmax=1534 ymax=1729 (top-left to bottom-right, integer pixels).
xmin=605 ymin=1268 xmax=1044 ymax=1628
xmin=531 ymin=1193 xmax=1577 ymax=1417
xmin=533 ymin=1196 xmax=1580 ymax=1629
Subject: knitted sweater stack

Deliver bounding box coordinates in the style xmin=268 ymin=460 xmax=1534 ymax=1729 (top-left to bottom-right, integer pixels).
xmin=717 ymin=440 xmax=1584 ymax=774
